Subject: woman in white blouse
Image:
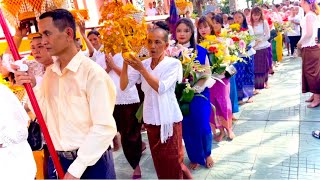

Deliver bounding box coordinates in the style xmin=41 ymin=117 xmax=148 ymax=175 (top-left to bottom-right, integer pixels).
xmin=120 ymin=28 xmax=192 ymax=179
xmin=0 ymin=84 xmax=37 ymax=179
xmin=297 ymin=0 xmax=320 ymax=108
xmin=250 ymin=7 xmax=271 ymax=90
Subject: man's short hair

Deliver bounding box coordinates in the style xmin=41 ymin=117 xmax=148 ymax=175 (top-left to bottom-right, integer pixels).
xmin=39 ymin=9 xmax=76 ymax=40
xmin=151 ymin=27 xmax=169 ymax=43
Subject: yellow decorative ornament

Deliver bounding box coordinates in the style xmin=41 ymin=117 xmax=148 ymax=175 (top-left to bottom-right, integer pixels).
xmin=0 ymin=0 xmax=67 ymax=28
xmin=0 ymin=74 xmax=24 ymax=93
xmin=175 ymin=0 xmax=193 ymax=15
xmin=69 ymin=9 xmax=90 ymax=24
xmin=99 ymin=1 xmax=147 ymax=59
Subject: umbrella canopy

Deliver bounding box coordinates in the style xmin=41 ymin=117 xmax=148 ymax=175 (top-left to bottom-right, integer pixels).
xmin=0 ymin=0 xmax=67 ymax=27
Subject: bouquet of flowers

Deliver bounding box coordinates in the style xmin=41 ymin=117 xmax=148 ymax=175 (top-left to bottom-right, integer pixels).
xmin=223 ymin=25 xmax=256 ymax=56
xmin=199 ymin=34 xmax=240 ymax=74
xmin=274 ymin=21 xmax=293 ymax=34
xmin=167 ymin=46 xmax=213 ymax=115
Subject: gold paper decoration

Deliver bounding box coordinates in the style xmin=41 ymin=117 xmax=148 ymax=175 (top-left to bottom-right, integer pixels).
xmin=69 ymin=9 xmax=90 ymax=23
xmin=99 ymin=1 xmax=147 ymax=57
xmin=0 ymin=0 xmax=68 ymax=28
xmin=175 ymin=0 xmax=193 ymax=15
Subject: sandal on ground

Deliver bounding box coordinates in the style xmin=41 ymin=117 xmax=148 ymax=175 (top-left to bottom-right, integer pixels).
xmin=312 ymin=130 xmax=320 ymax=139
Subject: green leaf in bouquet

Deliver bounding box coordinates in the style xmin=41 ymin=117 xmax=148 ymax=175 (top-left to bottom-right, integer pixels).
xmin=214 ymin=65 xmax=226 ymax=75
xmin=180 ymin=103 xmax=190 ymax=115
xmin=175 ymin=82 xmax=187 ymax=101
xmin=180 ymin=88 xmax=195 ymax=103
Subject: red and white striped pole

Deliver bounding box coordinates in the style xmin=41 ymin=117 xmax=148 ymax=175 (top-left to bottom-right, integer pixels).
xmin=0 ymin=9 xmax=65 ymax=179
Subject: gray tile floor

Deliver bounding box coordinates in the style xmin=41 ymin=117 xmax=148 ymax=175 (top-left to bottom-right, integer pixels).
xmin=113 ymin=56 xmax=320 ymax=179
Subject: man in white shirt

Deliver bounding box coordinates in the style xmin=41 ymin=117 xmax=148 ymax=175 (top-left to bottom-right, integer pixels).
xmin=14 ymin=9 xmax=117 ymax=179
xmin=146 ymin=2 xmax=157 ymax=16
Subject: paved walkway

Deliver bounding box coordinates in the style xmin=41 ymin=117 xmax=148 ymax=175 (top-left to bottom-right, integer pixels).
xmin=114 ymin=56 xmax=320 ymax=179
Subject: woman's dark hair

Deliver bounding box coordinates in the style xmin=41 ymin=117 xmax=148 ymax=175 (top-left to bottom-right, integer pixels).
xmin=234 ymin=11 xmax=248 ymax=29
xmin=211 ymin=15 xmax=224 ymax=35
xmin=153 ymin=21 xmax=170 ymax=32
xmin=227 ymin=16 xmax=234 ymax=21
xmin=196 ymin=16 xmax=214 ymax=43
xmin=87 ymin=30 xmax=100 ymax=38
xmin=250 ymin=7 xmax=264 ymax=26
xmin=175 ymin=18 xmax=195 ymax=49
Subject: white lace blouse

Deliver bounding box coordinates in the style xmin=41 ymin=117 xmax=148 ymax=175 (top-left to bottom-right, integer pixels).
xmin=0 ymin=84 xmax=36 ymax=179
xmin=252 ymin=20 xmax=271 ymax=50
xmin=125 ymin=57 xmax=183 ymax=142
xmin=300 ymin=12 xmax=319 ymax=48
xmin=96 ymin=53 xmax=140 ymax=105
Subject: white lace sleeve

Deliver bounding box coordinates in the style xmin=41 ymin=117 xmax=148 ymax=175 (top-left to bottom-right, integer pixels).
xmin=0 ymin=119 xmax=28 ymax=147
xmin=0 ymin=84 xmax=29 ymax=147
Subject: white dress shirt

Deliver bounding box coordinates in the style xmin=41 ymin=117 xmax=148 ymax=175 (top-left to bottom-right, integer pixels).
xmin=125 ymin=57 xmax=183 ymax=142
xmin=29 ymin=51 xmax=117 ymax=178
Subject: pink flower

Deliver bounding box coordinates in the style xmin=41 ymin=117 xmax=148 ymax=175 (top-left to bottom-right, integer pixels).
xmin=239 ymin=40 xmax=246 ymax=49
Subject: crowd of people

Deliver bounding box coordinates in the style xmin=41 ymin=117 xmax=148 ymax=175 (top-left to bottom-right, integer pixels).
xmin=0 ymin=0 xmax=320 ymax=179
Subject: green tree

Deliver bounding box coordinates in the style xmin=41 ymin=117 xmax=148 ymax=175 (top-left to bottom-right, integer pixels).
xmin=220 ymin=0 xmax=230 ymax=14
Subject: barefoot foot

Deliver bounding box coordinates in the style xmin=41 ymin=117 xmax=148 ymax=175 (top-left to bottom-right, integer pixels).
xmin=112 ymin=133 xmax=121 ymax=152
xmin=307 ymin=100 xmax=320 ymax=108
xmin=206 ymin=156 xmax=214 ymax=168
xmin=189 ymin=162 xmax=200 ymax=170
xmin=132 ymin=166 xmax=141 ymax=179
xmin=227 ymin=130 xmax=236 ymax=140
xmin=246 ymin=97 xmax=254 ymax=103
xmin=305 ymin=94 xmax=314 ymax=102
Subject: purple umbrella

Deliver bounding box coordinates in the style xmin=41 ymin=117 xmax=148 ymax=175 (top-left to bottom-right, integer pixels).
xmin=168 ymin=0 xmax=179 ymax=40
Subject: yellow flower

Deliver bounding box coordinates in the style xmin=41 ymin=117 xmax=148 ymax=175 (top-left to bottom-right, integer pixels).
xmin=199 ymin=41 xmax=209 ymax=49
xmin=215 ymin=50 xmax=224 ymax=57
xmin=181 ymin=50 xmax=192 ymax=64
xmin=205 ymin=35 xmax=217 ymax=41
xmin=219 ymin=29 xmax=228 ymax=37
xmin=229 ymin=23 xmax=241 ymax=31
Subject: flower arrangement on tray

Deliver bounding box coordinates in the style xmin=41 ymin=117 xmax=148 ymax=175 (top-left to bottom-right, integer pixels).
xmin=99 ymin=1 xmax=148 ymax=59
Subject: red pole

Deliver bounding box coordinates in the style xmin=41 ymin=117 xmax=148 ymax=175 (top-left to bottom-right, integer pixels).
xmin=0 ymin=9 xmax=65 ymax=179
